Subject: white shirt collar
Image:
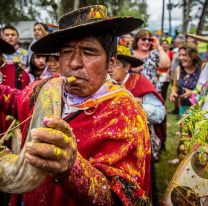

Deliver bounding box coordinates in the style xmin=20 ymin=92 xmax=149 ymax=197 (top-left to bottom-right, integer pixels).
xmin=123 ymin=73 xmax=130 ymax=84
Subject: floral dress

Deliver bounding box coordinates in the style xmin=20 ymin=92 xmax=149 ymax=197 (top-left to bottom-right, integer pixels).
xmin=177 ymin=67 xmax=200 ymax=116
xmin=134 ymin=50 xmax=160 ymax=91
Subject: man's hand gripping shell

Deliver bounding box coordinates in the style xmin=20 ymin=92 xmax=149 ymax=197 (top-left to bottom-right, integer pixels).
xmin=25 ymin=116 xmax=77 ymax=179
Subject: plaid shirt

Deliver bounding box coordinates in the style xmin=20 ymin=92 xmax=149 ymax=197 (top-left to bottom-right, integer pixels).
xmin=3 ymin=45 xmax=28 ymax=66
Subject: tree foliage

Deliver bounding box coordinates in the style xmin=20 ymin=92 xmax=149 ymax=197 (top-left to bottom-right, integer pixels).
xmin=0 ymin=0 xmax=149 ymax=27
xmin=60 ymin=0 xmax=148 ymax=26
xmin=0 ymin=0 xmax=38 ymax=25
xmin=174 ymin=0 xmax=208 ymax=34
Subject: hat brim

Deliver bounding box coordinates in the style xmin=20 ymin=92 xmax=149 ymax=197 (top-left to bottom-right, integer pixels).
xmin=187 ymin=33 xmax=208 ymax=43
xmin=117 ymin=54 xmax=143 ymax=67
xmin=0 ymin=39 xmax=15 ymax=54
xmin=31 ymin=17 xmax=144 ymax=54
xmin=44 ymin=53 xmax=60 ymax=56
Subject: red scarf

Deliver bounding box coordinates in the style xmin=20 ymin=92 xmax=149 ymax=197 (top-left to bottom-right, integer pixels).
xmin=124 ymin=73 xmax=164 ymax=105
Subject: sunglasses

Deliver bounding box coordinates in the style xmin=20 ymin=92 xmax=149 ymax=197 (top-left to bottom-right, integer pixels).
xmin=141 ymin=37 xmax=153 ymax=42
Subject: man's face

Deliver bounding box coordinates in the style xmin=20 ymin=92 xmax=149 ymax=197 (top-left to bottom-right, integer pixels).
xmin=34 ymin=25 xmax=43 ymax=40
xmin=60 ymin=36 xmax=116 ymax=97
xmin=3 ymin=29 xmax=19 ymax=47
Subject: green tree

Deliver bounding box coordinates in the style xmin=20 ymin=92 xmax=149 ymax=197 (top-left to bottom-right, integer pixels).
xmin=0 ymin=0 xmax=148 ymax=26
xmin=174 ymin=0 xmax=208 ymax=34
xmin=117 ymin=0 xmax=148 ymax=27
xmin=60 ymin=0 xmax=148 ymax=25
xmin=0 ymin=0 xmax=37 ymax=25
xmin=194 ymin=0 xmax=208 ymax=34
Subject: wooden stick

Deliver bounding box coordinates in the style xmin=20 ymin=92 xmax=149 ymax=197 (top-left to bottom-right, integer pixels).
xmin=0 ymin=119 xmax=16 ymax=144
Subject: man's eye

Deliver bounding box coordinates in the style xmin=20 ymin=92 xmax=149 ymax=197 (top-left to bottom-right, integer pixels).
xmin=63 ymin=50 xmax=73 ymax=53
xmin=84 ymin=52 xmax=95 ymax=56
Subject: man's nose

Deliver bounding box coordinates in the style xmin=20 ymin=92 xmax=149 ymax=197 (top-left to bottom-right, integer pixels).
xmin=108 ymin=66 xmax=114 ymax=74
xmin=68 ymin=51 xmax=83 ymax=70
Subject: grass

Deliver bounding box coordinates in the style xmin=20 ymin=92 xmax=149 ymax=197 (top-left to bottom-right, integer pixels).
xmin=155 ymin=87 xmax=181 ymax=201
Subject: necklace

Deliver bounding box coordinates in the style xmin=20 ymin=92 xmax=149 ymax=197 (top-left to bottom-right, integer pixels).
xmin=0 ymin=62 xmax=6 ymax=84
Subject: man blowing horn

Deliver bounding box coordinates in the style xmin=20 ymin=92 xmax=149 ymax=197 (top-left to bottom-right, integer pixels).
xmin=0 ymin=5 xmax=152 ymax=206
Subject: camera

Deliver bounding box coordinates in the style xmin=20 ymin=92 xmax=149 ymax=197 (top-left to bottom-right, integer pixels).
xmin=177 ymin=88 xmax=185 ymax=96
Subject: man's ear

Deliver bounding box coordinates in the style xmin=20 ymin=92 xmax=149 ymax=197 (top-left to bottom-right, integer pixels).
xmin=107 ymin=54 xmax=117 ymax=73
xmin=125 ymin=63 xmax=131 ymax=73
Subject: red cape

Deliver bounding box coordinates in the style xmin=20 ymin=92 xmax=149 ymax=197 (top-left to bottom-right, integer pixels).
xmin=0 ymin=78 xmax=152 ymax=206
xmin=125 ymin=73 xmax=167 ymax=150
xmin=124 ymin=73 xmax=164 ymax=105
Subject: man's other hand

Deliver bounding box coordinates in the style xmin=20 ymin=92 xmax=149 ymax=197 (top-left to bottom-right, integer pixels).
xmin=25 ymin=116 xmax=77 ymax=179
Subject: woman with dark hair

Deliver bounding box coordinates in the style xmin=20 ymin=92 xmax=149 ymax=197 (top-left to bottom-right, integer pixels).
xmin=45 ymin=53 xmax=60 ymax=76
xmin=158 ymin=40 xmax=174 ymax=101
xmin=170 ymin=43 xmax=203 ymax=118
xmin=26 ymin=53 xmax=46 ymax=83
xmin=132 ymin=29 xmax=170 ymax=91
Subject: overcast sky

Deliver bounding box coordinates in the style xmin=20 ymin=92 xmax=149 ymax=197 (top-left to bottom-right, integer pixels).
xmin=146 ymin=0 xmax=198 ymax=32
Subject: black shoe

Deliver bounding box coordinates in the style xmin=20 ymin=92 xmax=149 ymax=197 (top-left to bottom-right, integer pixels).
xmin=168 ymin=108 xmax=179 ymax=115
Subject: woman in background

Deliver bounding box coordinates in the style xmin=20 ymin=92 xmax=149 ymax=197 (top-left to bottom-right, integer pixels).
xmin=170 ymin=43 xmax=203 ymax=118
xmin=45 ymin=53 xmax=60 ymax=76
xmin=26 ymin=53 xmax=46 ymax=84
xmin=158 ymin=40 xmax=174 ymax=101
xmin=132 ymin=29 xmax=170 ymax=91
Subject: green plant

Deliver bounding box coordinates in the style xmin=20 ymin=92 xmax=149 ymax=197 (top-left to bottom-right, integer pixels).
xmin=178 ymin=103 xmax=208 ymax=163
xmin=5 ymin=115 xmax=19 ymax=141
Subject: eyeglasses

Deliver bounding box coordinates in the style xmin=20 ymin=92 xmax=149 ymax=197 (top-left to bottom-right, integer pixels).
xmin=141 ymin=37 xmax=153 ymax=42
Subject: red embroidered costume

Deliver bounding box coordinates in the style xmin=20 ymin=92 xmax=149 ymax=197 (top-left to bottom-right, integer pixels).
xmin=0 ymin=63 xmax=30 ymax=147
xmin=0 ymin=77 xmax=152 ymax=206
xmin=124 ymin=73 xmax=166 ymax=148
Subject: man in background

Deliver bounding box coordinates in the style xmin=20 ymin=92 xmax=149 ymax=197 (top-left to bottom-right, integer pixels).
xmin=3 ymin=25 xmax=28 ymax=68
xmin=33 ymin=23 xmax=48 ymax=40
xmin=162 ymin=32 xmax=173 ymax=46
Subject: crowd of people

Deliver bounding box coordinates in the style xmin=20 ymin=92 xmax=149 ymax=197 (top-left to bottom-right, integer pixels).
xmin=0 ymin=4 xmax=208 ymax=206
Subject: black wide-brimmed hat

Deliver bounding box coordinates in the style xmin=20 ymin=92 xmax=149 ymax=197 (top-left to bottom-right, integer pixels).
xmin=0 ymin=38 xmax=15 ymax=54
xmin=117 ymin=45 xmax=143 ymax=67
xmin=32 ymin=5 xmax=144 ymax=54
xmin=187 ymin=33 xmax=208 ymax=43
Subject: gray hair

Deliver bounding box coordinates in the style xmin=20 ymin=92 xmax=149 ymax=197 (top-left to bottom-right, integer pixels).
xmin=175 ymin=34 xmax=185 ymax=43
